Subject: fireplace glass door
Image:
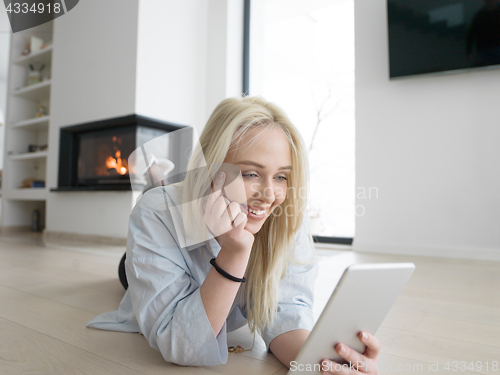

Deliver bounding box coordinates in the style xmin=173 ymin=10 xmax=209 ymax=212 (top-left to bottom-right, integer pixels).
xmin=77 ymin=127 xmax=136 ymax=186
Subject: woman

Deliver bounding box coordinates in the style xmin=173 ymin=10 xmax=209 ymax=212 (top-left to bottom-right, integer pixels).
xmin=87 ymin=96 xmax=381 ymax=373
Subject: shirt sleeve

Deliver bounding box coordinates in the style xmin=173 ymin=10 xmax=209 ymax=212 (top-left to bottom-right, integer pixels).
xmin=126 ymin=192 xmax=228 ymax=366
xmin=260 ymin=219 xmax=319 ymax=352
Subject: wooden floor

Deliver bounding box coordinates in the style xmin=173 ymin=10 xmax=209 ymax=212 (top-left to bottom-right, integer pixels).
xmin=0 ymin=234 xmax=498 ymax=374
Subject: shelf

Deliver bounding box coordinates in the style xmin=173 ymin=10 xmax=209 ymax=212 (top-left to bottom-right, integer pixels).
xmin=14 ymin=45 xmax=53 ymax=67
xmin=3 ymin=188 xmax=48 ymax=201
xmin=13 ymin=80 xmax=51 ymax=101
xmin=11 ymin=115 xmax=50 ymax=131
xmin=9 ymin=151 xmax=48 ymax=161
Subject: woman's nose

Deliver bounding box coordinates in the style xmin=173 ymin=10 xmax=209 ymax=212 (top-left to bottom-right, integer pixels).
xmin=255 ymin=179 xmax=275 ymax=202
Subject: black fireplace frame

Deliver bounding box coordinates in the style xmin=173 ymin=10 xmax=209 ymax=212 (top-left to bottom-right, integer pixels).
xmin=51 ymin=114 xmax=186 ymax=192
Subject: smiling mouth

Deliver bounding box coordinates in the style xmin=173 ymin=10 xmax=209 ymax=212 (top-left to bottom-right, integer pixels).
xmin=248 ymin=207 xmax=267 ymax=215
xmin=238 ymin=204 xmax=269 ymax=219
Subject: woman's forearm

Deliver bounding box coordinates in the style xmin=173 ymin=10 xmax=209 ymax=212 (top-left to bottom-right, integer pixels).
xmin=199 ymin=246 xmax=251 ymax=336
xmin=269 ymin=329 xmax=311 ymax=368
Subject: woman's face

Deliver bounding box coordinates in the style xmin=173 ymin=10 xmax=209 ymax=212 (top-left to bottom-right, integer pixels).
xmin=224 ymin=126 xmax=292 ymax=234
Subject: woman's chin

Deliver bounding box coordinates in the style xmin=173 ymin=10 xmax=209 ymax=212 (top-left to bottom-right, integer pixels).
xmin=244 ymin=221 xmax=264 ymax=234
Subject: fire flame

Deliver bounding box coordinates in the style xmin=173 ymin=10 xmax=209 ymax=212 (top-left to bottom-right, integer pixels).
xmin=106 ymin=149 xmax=128 ymax=175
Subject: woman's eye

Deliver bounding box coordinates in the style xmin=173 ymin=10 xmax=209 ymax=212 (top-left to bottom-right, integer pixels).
xmin=276 ymin=176 xmax=288 ymax=182
xmin=243 ymin=173 xmax=258 ymax=179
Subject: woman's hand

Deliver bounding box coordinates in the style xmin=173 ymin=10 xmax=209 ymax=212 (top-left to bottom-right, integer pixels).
xmin=321 ymin=332 xmax=381 ymax=375
xmin=203 ymin=171 xmax=254 ymax=253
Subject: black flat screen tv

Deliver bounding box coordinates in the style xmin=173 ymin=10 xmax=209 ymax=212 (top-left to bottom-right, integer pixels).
xmin=387 ymin=0 xmax=500 ymax=78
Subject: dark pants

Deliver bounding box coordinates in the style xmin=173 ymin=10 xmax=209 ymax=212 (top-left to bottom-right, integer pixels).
xmin=118 ymin=252 xmax=128 ymax=289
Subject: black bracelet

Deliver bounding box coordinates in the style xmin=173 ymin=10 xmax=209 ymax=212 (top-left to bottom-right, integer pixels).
xmin=209 ymin=258 xmax=246 ymax=283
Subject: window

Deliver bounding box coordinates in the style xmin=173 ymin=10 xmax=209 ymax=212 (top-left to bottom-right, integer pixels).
xmin=246 ymin=0 xmax=355 ymax=243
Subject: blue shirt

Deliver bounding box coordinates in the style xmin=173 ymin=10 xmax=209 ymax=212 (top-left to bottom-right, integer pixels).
xmin=87 ymin=185 xmax=318 ymax=366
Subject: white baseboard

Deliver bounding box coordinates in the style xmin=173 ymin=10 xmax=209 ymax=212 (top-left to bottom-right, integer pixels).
xmin=314 ymin=242 xmax=352 ymax=251
xmin=0 ymin=226 xmax=31 ymax=234
xmin=353 ymin=240 xmax=500 ymax=261
xmin=43 ymin=230 xmax=127 ymax=246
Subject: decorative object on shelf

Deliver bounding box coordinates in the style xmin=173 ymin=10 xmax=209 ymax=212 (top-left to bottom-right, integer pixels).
xmin=31 ymin=181 xmax=45 ymax=188
xmin=19 ymin=42 xmax=52 ymax=58
xmin=21 ymin=178 xmax=35 ymax=188
xmin=7 ymin=151 xmax=24 ymax=156
xmin=27 ymin=144 xmax=48 ymax=153
xmin=27 ymin=63 xmax=45 ymax=85
xmin=28 ymin=65 xmax=40 ymax=85
xmin=40 ymin=42 xmax=52 ymax=51
xmin=30 ymin=36 xmax=44 ymax=54
xmin=21 ymin=178 xmax=45 ymax=188
xmin=36 ymin=103 xmax=48 ymax=117
xmin=32 ymin=208 xmax=41 ymax=232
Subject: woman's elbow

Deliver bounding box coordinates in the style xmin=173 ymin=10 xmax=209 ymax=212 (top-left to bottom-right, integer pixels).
xmin=155 ymin=332 xmax=227 ymax=367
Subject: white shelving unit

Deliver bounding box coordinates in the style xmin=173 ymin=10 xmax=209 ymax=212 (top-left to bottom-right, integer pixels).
xmin=1 ymin=23 xmax=53 ymax=231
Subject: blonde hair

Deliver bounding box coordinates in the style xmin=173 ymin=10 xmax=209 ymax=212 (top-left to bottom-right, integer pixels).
xmin=179 ymin=96 xmax=310 ymax=334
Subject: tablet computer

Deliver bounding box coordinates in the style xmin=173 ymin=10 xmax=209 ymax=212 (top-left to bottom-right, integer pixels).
xmin=289 ymin=262 xmax=415 ymax=374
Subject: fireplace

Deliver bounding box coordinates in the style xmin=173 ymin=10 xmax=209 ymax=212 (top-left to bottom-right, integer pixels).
xmin=53 ymin=114 xmax=189 ymax=191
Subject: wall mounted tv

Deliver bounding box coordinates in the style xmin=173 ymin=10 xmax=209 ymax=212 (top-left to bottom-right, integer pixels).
xmin=388 ymin=0 xmax=500 ymax=78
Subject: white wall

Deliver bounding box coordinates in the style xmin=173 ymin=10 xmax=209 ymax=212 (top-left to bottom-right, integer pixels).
xmin=135 ymin=0 xmax=208 ymax=134
xmin=205 ymin=0 xmax=244 ymax=120
xmin=135 ymin=0 xmax=244 ymax=136
xmin=353 ymin=0 xmax=500 ymax=260
xmin=47 ymin=0 xmax=140 ymax=238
